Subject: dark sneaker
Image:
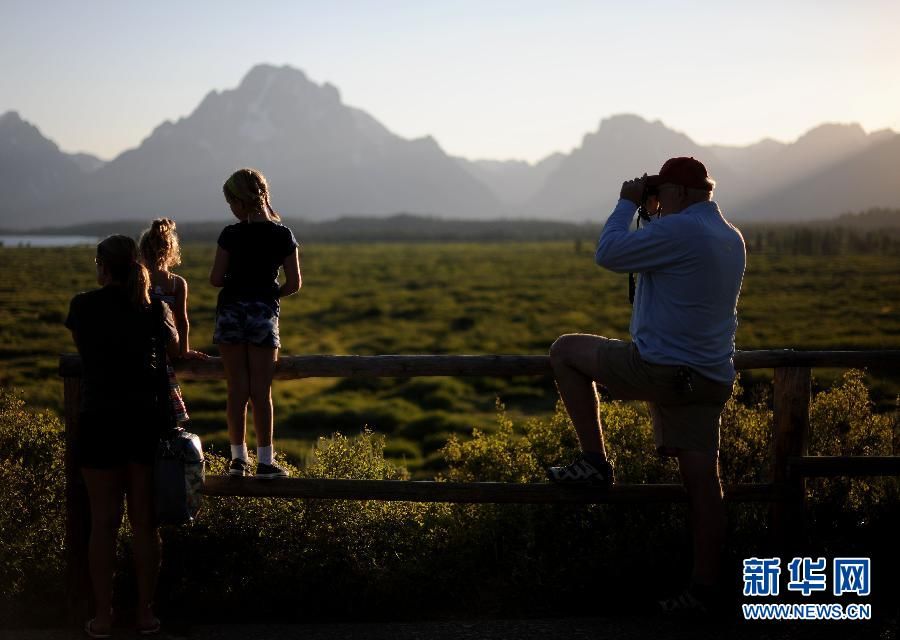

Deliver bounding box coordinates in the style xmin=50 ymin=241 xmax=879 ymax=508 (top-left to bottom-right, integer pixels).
xmin=255 ymin=462 xmax=289 ymax=479
xmin=546 ymin=454 xmax=614 ymax=486
xmin=229 ymin=458 xmax=250 ymax=477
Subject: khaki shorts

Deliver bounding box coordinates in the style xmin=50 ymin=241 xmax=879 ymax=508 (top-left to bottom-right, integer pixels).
xmin=592 ymin=338 xmax=733 ymax=456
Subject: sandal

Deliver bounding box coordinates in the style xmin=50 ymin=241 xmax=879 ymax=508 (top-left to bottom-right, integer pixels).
xmin=84 ymin=618 xmax=112 ymax=639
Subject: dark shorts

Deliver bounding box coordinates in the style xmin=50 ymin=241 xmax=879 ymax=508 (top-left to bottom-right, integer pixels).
xmin=214 ymin=301 xmax=280 ymax=349
xmin=592 ymin=338 xmax=733 ymax=456
xmin=76 ymin=410 xmax=158 ymax=469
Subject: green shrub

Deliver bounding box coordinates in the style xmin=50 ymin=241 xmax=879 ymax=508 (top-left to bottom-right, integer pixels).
xmin=0 ymin=389 xmax=66 ymax=620
xmin=158 ymin=433 xmax=448 ymax=620
xmin=806 ymin=370 xmax=899 ymax=535
xmin=720 ymin=376 xmax=773 ymax=484
xmin=441 ymin=398 xmax=679 ymax=484
xmin=442 ymin=400 xmax=544 ymax=483
xmin=1 ymin=370 xmax=897 ymax=624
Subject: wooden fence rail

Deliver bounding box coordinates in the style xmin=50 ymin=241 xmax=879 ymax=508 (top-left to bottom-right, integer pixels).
xmin=200 ymin=477 xmax=782 ymax=503
xmin=60 ymin=349 xmax=900 ymax=621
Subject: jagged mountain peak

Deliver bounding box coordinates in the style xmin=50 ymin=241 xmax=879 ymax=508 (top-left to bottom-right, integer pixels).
xmin=134 ymin=64 xmax=350 ymax=151
xmin=794 ymin=121 xmax=867 ymax=145
xmin=239 ymin=63 xmax=310 ymax=88
xmin=576 ymin=114 xmax=699 ymax=157
xmin=1 ymin=110 xmax=35 ymax=135
xmin=797 ymin=122 xmax=866 ymax=142
xmin=0 ymin=110 xmax=24 ymax=125
xmin=593 ymin=114 xmax=685 ymax=138
xmin=232 ymin=63 xmax=341 ymax=108
xmin=0 ymin=110 xmax=91 ymax=213
xmin=597 ymin=113 xmax=656 ymax=130
xmin=1 ymin=64 xmax=501 ymax=227
xmin=2 ymin=66 xmax=898 ymax=228
xmin=0 ymin=111 xmax=63 ymax=155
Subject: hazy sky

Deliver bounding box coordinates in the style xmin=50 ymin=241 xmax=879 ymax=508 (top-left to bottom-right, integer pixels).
xmin=3 ymin=1 xmax=899 ymax=163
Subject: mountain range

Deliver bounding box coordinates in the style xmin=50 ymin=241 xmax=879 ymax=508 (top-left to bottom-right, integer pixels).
xmin=2 ymin=63 xmax=899 ymax=230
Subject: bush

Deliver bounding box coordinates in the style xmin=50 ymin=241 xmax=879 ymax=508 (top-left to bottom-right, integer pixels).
xmin=2 ymin=371 xmax=897 ymax=625
xmin=158 ymin=433 xmax=448 ymax=621
xmin=441 ymin=398 xmax=678 ymax=484
xmin=438 ymin=400 xmax=687 ymax=611
xmin=720 ymin=376 xmax=773 ymax=484
xmin=806 ymin=370 xmax=899 ymax=538
xmin=0 ymin=389 xmax=66 ymax=622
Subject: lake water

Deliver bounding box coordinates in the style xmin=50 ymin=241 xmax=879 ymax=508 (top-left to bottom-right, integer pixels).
xmin=0 ymin=235 xmax=99 ymax=248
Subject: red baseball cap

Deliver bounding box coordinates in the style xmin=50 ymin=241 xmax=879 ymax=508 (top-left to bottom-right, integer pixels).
xmin=647 ymin=157 xmax=715 ymax=191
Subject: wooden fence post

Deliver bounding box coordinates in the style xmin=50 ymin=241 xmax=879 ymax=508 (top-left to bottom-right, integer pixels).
xmin=63 ymin=374 xmax=91 ymax=625
xmin=770 ymin=366 xmax=811 ymax=557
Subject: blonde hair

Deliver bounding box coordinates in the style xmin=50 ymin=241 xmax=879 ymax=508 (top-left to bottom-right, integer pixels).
xmin=223 ymin=168 xmax=281 ymax=222
xmin=96 ymin=235 xmax=151 ymax=309
xmin=139 ymin=217 xmax=182 ymax=271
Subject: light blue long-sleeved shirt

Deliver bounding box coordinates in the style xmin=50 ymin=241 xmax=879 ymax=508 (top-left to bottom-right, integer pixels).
xmin=595 ymin=198 xmax=746 ymax=383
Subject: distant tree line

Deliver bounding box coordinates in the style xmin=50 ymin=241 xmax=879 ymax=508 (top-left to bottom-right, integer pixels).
xmin=830 ymin=207 xmax=900 ymax=230
xmin=16 ymin=214 xmax=605 ymax=244
xmin=7 ymin=208 xmax=899 ymax=255
xmin=740 ymin=224 xmax=900 ymax=256
xmin=738 ymin=208 xmax=900 ymax=256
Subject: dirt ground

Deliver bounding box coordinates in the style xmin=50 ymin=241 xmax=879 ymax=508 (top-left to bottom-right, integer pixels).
xmin=2 ymin=615 xmax=896 ymax=640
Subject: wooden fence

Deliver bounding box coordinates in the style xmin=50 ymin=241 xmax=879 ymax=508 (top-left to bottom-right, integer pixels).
xmin=59 ymin=349 xmax=900 ymax=618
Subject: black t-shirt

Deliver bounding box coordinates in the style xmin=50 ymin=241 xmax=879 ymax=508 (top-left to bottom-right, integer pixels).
xmin=217 ymin=221 xmax=298 ymax=312
xmin=65 ymin=285 xmax=177 ymax=422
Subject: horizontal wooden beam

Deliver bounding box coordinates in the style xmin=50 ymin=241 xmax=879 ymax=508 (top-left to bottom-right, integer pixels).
xmin=211 ymin=354 xmax=548 ymax=380
xmin=58 ymin=350 xmax=900 ymax=379
xmin=200 ymin=477 xmax=781 ymax=504
xmin=57 ymin=353 xmax=549 ymax=379
xmin=733 ymin=350 xmax=900 ymax=369
xmin=788 ymin=456 xmax=900 ymax=477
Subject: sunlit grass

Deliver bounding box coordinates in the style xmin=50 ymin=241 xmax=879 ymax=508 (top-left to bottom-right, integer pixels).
xmin=1 ymin=242 xmax=898 ymax=476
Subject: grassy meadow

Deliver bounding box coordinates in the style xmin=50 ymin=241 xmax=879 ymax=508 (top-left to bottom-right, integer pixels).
xmin=1 ymin=241 xmax=898 ymax=475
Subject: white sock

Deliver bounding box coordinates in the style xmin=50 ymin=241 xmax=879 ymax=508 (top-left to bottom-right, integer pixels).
xmin=231 ymin=443 xmax=248 ymax=461
xmin=258 ymin=445 xmax=274 ymax=466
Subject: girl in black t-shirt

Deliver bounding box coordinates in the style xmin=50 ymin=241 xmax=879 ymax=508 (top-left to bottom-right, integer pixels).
xmin=66 ymin=235 xmax=177 ymax=637
xmin=210 ymin=168 xmax=301 ymax=479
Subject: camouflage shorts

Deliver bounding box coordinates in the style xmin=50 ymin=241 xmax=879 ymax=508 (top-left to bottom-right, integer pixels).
xmin=213 ymin=301 xmax=280 ymax=348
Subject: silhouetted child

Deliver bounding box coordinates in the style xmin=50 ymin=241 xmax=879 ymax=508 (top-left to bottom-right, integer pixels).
xmin=67 ymin=234 xmax=177 ymax=636
xmin=210 ymin=168 xmax=301 ymax=478
xmin=139 ymin=218 xmax=206 ymax=424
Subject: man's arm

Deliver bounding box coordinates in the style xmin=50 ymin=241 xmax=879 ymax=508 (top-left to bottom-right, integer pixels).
xmin=594 ymin=199 xmax=680 ymax=273
xmin=595 ymin=173 xmax=687 ymax=274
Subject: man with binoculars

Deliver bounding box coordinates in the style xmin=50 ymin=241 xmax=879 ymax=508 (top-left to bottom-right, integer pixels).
xmin=547 ymin=157 xmax=746 ymax=615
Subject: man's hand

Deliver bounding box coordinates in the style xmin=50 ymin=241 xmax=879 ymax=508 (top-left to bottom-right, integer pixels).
xmin=620 ymin=174 xmax=648 ymax=205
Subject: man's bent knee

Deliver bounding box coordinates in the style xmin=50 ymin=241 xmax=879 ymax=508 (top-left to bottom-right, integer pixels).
xmin=549 ymin=334 xmax=580 ymax=364
xmin=550 ymin=334 xmax=611 ymax=382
